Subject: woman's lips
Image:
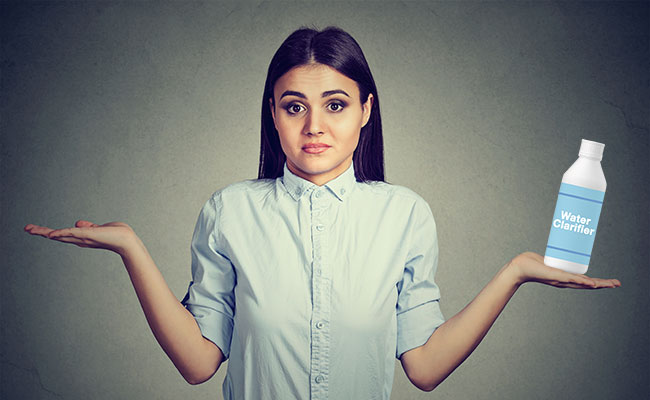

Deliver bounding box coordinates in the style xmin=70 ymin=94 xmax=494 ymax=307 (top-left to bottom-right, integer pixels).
xmin=302 ymin=143 xmax=331 ymax=154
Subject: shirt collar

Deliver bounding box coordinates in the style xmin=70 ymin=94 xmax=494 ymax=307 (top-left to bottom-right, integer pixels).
xmin=281 ymin=162 xmax=355 ymax=202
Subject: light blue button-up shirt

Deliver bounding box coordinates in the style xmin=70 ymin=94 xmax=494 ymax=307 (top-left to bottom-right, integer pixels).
xmin=182 ymin=163 xmax=445 ymax=399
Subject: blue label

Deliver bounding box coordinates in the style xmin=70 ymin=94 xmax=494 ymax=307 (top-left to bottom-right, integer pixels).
xmin=545 ymin=183 xmax=605 ymax=266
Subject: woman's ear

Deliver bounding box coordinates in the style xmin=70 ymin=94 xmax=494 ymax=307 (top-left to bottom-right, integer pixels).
xmin=361 ymin=93 xmax=374 ymax=128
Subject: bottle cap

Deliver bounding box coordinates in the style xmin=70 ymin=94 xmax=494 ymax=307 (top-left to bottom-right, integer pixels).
xmin=579 ymin=139 xmax=605 ymax=160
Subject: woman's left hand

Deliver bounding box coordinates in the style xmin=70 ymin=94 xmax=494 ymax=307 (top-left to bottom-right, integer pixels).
xmin=508 ymin=252 xmax=621 ymax=289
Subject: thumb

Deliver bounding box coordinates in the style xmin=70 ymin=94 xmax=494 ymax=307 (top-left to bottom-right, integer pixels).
xmin=75 ymin=220 xmax=99 ymax=228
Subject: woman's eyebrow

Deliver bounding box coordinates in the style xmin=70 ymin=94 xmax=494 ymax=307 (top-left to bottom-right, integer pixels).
xmin=321 ymin=89 xmax=350 ymax=98
xmin=280 ymin=90 xmax=306 ymax=99
xmin=279 ymin=89 xmax=350 ymax=99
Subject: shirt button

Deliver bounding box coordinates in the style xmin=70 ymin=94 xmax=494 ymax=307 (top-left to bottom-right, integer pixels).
xmin=316 ymin=224 xmax=324 ymax=231
xmin=315 ymin=375 xmax=324 ymax=384
xmin=315 ymin=191 xmax=322 ymax=198
xmin=340 ymin=188 xmax=346 ymax=195
xmin=316 ymin=321 xmax=324 ymax=329
xmin=316 ymin=268 xmax=322 ymax=276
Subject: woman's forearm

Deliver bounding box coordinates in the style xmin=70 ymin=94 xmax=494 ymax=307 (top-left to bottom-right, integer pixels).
xmin=120 ymin=235 xmax=224 ymax=384
xmin=407 ymin=262 xmax=520 ymax=391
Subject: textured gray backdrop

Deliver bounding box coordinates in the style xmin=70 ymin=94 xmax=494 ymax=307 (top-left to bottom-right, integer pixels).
xmin=1 ymin=1 xmax=648 ymax=399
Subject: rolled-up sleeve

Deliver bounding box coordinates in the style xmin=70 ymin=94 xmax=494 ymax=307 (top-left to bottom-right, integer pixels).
xmin=181 ymin=194 xmax=236 ymax=360
xmin=396 ymin=198 xmax=445 ymax=359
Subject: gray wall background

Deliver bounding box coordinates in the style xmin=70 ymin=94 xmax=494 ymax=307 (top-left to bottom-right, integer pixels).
xmin=2 ymin=1 xmax=648 ymax=399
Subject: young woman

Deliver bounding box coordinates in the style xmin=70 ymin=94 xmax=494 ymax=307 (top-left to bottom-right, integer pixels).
xmin=25 ymin=26 xmax=620 ymax=400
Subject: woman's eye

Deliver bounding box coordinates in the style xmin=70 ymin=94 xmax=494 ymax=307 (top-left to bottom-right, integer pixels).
xmin=328 ymin=102 xmax=345 ymax=112
xmin=286 ymin=104 xmax=305 ymax=114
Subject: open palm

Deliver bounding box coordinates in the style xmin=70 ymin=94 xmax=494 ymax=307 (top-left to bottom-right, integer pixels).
xmin=511 ymin=252 xmax=620 ymax=289
xmin=24 ymin=220 xmax=135 ymax=255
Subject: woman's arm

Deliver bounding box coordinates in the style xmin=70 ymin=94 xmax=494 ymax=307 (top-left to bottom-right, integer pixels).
xmin=24 ymin=221 xmax=224 ymax=385
xmin=399 ymin=252 xmax=620 ymax=392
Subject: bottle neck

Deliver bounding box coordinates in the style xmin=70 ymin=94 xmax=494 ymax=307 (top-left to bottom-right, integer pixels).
xmin=563 ymin=156 xmax=606 ymax=191
xmin=578 ymin=155 xmax=602 ymax=163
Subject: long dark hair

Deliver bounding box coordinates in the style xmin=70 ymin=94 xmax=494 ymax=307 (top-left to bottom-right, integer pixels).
xmin=258 ymin=26 xmax=384 ymax=182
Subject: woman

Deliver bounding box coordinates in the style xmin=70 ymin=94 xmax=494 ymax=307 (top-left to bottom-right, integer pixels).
xmin=24 ymin=26 xmax=620 ymax=399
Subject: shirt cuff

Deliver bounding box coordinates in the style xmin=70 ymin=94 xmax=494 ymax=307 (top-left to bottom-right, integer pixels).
xmin=185 ymin=304 xmax=234 ymax=361
xmin=396 ymin=299 xmax=445 ymax=359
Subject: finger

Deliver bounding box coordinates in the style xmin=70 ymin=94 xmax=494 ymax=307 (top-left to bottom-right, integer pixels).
xmin=576 ymin=279 xmax=617 ymax=289
xmin=75 ymin=220 xmax=98 ymax=228
xmin=542 ymin=273 xmax=597 ymax=288
xmin=25 ymin=223 xmax=46 ymax=232
xmin=554 ymin=281 xmax=612 ymax=289
xmin=563 ymin=279 xmax=598 ymax=289
xmin=596 ymin=278 xmax=620 ymax=287
xmin=564 ymin=271 xmax=606 ymax=287
xmin=48 ymin=227 xmax=87 ymax=239
xmin=591 ymin=278 xmax=621 ymax=288
xmin=576 ymin=276 xmax=598 ymax=287
xmin=583 ymin=276 xmax=621 ymax=287
xmin=24 ymin=224 xmax=55 ymax=238
xmin=545 ymin=268 xmax=597 ymax=287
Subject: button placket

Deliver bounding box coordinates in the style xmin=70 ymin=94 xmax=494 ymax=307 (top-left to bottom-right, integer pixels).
xmin=309 ymin=188 xmax=330 ymax=399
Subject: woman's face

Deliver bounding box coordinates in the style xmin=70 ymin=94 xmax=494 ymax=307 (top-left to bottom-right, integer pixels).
xmin=270 ymin=63 xmax=373 ymax=186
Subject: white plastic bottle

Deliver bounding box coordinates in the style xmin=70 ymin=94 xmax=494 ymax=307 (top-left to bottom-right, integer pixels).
xmin=544 ymin=139 xmax=606 ymax=274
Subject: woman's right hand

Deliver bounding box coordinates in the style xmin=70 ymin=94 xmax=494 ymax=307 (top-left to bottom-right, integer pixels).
xmin=24 ymin=220 xmax=137 ymax=256
xmin=25 ymin=219 xmax=224 ymax=382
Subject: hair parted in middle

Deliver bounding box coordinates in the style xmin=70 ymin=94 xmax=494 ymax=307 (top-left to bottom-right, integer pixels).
xmin=258 ymin=26 xmax=384 ymax=182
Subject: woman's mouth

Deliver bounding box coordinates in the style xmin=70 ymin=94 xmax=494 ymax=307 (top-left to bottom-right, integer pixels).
xmin=302 ymin=143 xmax=331 ymax=154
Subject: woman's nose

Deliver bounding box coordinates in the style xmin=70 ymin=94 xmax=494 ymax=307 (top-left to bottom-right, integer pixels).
xmin=303 ymin=109 xmax=325 ymax=135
